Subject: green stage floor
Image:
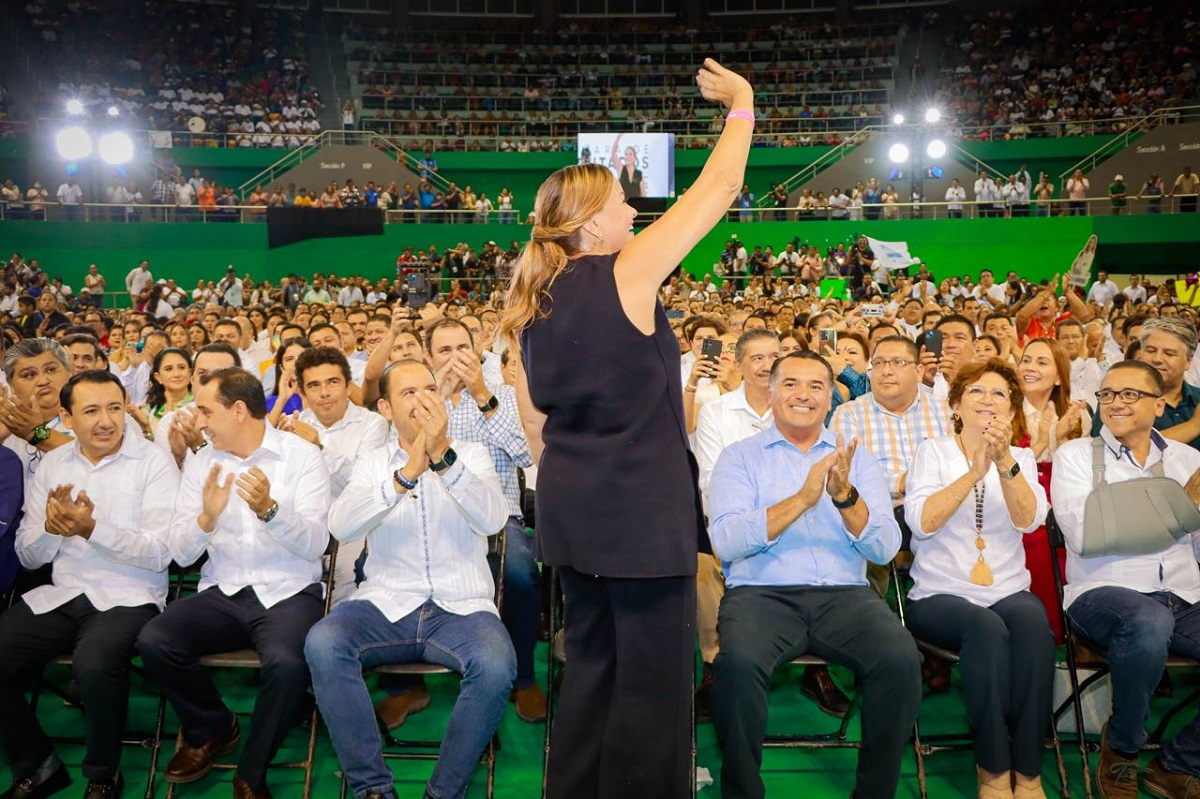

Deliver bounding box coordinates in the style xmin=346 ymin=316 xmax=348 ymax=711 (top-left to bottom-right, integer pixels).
xmin=4 ymin=647 xmax=1194 ymax=798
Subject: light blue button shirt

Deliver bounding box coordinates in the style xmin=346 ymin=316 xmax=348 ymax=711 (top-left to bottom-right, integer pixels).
xmin=708 ymin=424 xmax=899 ymax=589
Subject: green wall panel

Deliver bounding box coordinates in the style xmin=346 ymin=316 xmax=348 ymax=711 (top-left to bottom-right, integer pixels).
xmin=2 ymin=214 xmax=1197 ymax=303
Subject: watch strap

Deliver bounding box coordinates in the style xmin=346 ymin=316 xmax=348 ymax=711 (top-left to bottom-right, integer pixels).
xmin=832 ymin=485 xmax=859 ymax=509
xmin=999 ymin=460 xmax=1021 ymax=480
xmin=477 ymin=394 xmax=499 ymax=413
xmin=28 ymin=425 xmax=50 ymax=446
xmin=257 ymin=501 xmax=280 ymax=523
xmin=428 ymin=447 xmax=457 ymax=472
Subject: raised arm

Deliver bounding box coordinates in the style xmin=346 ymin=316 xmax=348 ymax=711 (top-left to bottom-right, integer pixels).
xmin=613 ymin=60 xmax=753 ymax=323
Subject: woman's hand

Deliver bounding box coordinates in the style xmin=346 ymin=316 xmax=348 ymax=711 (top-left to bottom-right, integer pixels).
xmin=687 ymin=355 xmax=718 ymax=389
xmin=968 ymin=434 xmax=994 ymax=482
xmin=695 ymin=59 xmax=752 ymax=110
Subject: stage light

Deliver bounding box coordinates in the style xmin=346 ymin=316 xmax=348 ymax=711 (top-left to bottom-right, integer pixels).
xmin=892 ymin=113 xmax=905 ymax=125
xmin=888 ymin=143 xmax=910 ymax=164
xmin=926 ymin=139 xmax=947 ymax=159
xmin=924 ymin=108 xmax=941 ymax=124
xmin=56 ymin=127 xmax=92 ymax=160
xmin=65 ymin=99 xmax=84 ymax=115
xmin=98 ymin=131 xmax=134 ymax=165
xmin=107 ymin=105 xmax=120 ymax=117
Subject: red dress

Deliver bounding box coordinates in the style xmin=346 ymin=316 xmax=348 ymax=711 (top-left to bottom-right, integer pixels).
xmin=1021 ymin=443 xmax=1067 ymax=643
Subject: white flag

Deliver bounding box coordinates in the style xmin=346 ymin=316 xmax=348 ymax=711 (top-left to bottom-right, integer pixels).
xmin=866 ymin=237 xmax=920 ymax=271
xmin=148 ymin=130 xmax=174 ymax=149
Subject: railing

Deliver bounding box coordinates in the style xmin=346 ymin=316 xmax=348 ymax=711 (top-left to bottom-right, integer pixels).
xmin=642 ymin=196 xmax=1200 ymax=222
xmin=0 ymin=202 xmax=524 ymax=224
xmin=356 ymin=89 xmax=893 ymax=116
xmin=235 ymin=130 xmax=455 ymax=198
xmin=1057 ymin=105 xmax=1200 ymax=181
xmin=757 ymin=128 xmax=876 ymax=206
xmin=2 ymin=195 xmax=1193 ymax=225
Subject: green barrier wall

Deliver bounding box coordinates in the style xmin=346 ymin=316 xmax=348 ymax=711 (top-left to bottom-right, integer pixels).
xmin=1 ymin=214 xmax=1195 ymax=294
xmin=0 ymin=134 xmax=1119 ymax=208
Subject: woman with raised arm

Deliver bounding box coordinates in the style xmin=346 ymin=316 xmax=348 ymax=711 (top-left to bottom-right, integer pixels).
xmin=498 ymin=59 xmax=753 ymax=799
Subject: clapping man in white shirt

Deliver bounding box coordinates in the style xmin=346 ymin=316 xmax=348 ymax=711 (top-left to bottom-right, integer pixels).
xmin=1052 ymin=361 xmax=1200 ymax=798
xmin=0 ymin=370 xmax=178 ymax=799
xmin=137 ymin=368 xmax=331 ymax=799
xmin=279 ymin=346 xmax=389 ymax=606
xmin=305 ymin=358 xmax=513 ymax=799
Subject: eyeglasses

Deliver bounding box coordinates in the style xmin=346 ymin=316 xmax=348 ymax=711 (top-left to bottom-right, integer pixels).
xmin=1096 ymin=388 xmax=1162 ymax=405
xmin=870 ymin=358 xmax=914 ymax=371
xmin=963 ymin=385 xmax=1012 ymax=403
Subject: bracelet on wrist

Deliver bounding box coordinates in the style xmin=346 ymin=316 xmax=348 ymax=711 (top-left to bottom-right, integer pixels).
xmin=726 ymin=109 xmax=756 ymax=127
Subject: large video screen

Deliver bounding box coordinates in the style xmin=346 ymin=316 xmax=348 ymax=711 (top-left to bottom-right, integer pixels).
xmin=577 ymin=132 xmax=676 ymax=199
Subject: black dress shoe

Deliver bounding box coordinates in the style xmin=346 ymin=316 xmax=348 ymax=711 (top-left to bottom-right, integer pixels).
xmin=0 ymin=762 xmax=71 ymax=799
xmin=82 ymin=772 xmax=123 ymax=799
xmin=799 ymin=664 xmax=851 ymax=718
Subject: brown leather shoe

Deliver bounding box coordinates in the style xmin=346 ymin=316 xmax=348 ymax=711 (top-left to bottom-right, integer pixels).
xmin=164 ymin=714 xmax=240 ymax=784
xmin=232 ymin=774 xmax=273 ymax=799
xmin=374 ymin=682 xmax=432 ymax=731
xmin=1096 ymin=723 xmax=1139 ymax=799
xmin=1143 ymin=756 xmax=1200 ymax=799
xmin=510 ymin=682 xmax=547 ymax=723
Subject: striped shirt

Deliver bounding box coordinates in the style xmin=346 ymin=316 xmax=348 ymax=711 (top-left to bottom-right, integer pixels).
xmin=829 ymin=390 xmax=952 ymax=503
xmin=445 ymin=384 xmax=532 ymax=518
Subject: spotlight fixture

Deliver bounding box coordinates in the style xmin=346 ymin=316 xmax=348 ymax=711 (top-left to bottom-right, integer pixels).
xmin=924 ymin=108 xmax=941 ymax=124
xmin=888 ymin=143 xmax=911 ymax=164
xmin=98 ymin=131 xmax=134 ymax=165
xmin=926 ymin=139 xmax=947 ymax=159
xmin=56 ymin=127 xmax=93 ymax=160
xmin=892 ymin=113 xmax=905 ymax=125
xmin=65 ymin=99 xmax=84 ymax=115
xmin=107 ymin=105 xmax=120 ymax=117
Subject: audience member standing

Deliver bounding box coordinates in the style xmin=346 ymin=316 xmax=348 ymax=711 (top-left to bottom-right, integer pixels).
xmin=499 ymin=59 xmax=754 ymax=799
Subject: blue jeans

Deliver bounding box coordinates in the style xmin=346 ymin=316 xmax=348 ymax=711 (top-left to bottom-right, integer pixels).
xmin=495 ymin=518 xmax=540 ymax=688
xmin=304 ymin=600 xmax=516 ymax=799
xmin=1067 ymin=587 xmax=1200 ymax=772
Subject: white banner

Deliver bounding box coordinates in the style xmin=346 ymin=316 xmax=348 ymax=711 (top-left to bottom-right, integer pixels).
xmin=148 ymin=130 xmax=174 ymax=149
xmin=866 ymin=237 xmax=920 ymax=271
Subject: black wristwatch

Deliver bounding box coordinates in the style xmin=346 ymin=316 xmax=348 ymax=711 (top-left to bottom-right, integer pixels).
xmin=28 ymin=425 xmax=51 ymax=446
xmin=476 ymin=394 xmax=499 ymax=413
xmin=831 ymin=485 xmax=860 ymax=509
xmin=998 ymin=460 xmax=1021 ymax=480
xmin=428 ymin=447 xmax=458 ymax=472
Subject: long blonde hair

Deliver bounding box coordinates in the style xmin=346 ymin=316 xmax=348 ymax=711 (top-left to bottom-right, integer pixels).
xmin=498 ymin=164 xmax=613 ymax=345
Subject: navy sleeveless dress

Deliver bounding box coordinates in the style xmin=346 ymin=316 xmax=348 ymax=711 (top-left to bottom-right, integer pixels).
xmin=521 ymin=252 xmax=707 ymax=578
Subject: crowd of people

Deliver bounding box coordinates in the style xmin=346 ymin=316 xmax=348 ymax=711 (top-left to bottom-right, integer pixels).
xmin=5 ymin=227 xmax=1200 ymax=797
xmin=933 ymin=1 xmax=1198 ymax=137
xmin=24 ymin=0 xmax=322 ymax=144
xmin=347 ymin=17 xmax=899 ymax=148
xmin=6 ymin=44 xmax=1200 ymax=799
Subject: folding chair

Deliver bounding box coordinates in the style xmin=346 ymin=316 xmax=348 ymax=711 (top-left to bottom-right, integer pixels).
xmin=890 ymin=558 xmax=1070 ymax=799
xmin=1046 ymin=511 xmax=1200 ymax=799
xmin=163 ymin=543 xmax=338 ymax=799
xmin=21 ymin=563 xmax=194 ymax=799
xmin=338 ymin=526 xmax=508 ymax=799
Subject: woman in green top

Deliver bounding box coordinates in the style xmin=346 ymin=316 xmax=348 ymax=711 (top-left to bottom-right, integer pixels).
xmin=130 ymin=347 xmax=193 ymax=441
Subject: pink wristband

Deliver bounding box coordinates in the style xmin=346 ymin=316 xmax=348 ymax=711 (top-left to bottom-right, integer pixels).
xmin=726 ymin=109 xmax=755 ymax=126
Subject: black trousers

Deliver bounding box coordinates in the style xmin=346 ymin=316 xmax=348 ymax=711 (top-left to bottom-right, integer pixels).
xmin=0 ymin=595 xmax=158 ymax=781
xmin=547 ymin=568 xmax=696 ymax=799
xmin=136 ymin=585 xmax=323 ymax=789
xmin=712 ymin=585 xmax=921 ymax=799
xmin=906 ymin=591 xmax=1055 ymax=777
